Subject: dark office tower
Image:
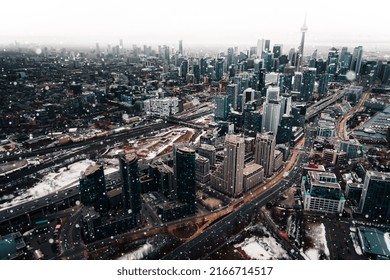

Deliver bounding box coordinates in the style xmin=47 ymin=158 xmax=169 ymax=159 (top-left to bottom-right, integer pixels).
xmin=318 ymin=74 xmax=330 ymax=96
xmin=79 ymin=165 xmax=109 ymax=213
xmin=279 ymin=55 xmax=289 ymax=66
xmin=276 ymin=115 xmax=293 ymax=144
xmin=192 ymin=64 xmax=200 ymax=83
xmin=227 ymin=47 xmax=234 ymax=68
xmin=273 ymin=44 xmax=282 ymax=59
xmin=215 ymin=95 xmax=228 ymax=121
xmin=297 ymin=16 xmax=308 ymax=70
xmin=283 ymin=73 xmax=293 ymax=91
xmin=264 ymin=52 xmax=274 ymax=72
xmin=316 ymin=59 xmax=327 ymax=75
xmin=288 ymin=48 xmax=296 ymax=62
xmin=339 ymin=47 xmax=351 ymax=68
xmin=309 ymin=58 xmax=316 ymax=68
xmin=180 ymin=60 xmax=189 ymax=78
xmin=301 ymin=67 xmax=316 ymax=102
xmin=351 ymin=46 xmax=363 ymax=75
xmin=244 ymin=109 xmax=262 ymax=137
xmin=179 ymin=40 xmax=183 ymax=55
xmin=327 ymin=47 xmax=339 ymax=67
xmin=176 ymin=147 xmax=197 ymax=214
xmin=254 ymin=132 xmax=276 ymax=178
xmin=164 ymin=45 xmax=170 ymax=64
xmin=291 ymin=103 xmax=306 ymax=127
xmin=96 ymin=43 xmax=100 ymax=53
xmin=227 ymin=83 xmax=239 ymax=110
xmin=216 ymin=58 xmax=224 ymax=80
xmin=264 ymin=40 xmax=271 ymax=52
xmin=223 ymin=135 xmax=245 ymax=196
xmin=359 ymin=171 xmax=390 ymax=221
xmin=200 ymin=57 xmax=207 ymax=76
xmin=119 ymin=154 xmax=141 ymax=223
xmin=293 ymin=72 xmax=302 ymax=92
xmin=258 ymin=68 xmax=266 ymax=91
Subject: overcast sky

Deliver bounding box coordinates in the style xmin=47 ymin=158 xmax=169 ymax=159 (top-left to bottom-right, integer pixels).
xmin=1 ymin=0 xmax=389 ymax=50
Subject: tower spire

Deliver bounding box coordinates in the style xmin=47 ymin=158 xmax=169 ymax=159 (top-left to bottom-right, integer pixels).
xmin=298 ymin=15 xmax=308 ymax=70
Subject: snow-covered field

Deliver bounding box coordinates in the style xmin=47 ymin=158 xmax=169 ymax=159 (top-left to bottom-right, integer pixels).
xmin=234 ymin=226 xmax=290 ymax=260
xmin=116 ymin=243 xmax=154 ymax=260
xmin=304 ymin=223 xmax=330 ymax=260
xmin=146 ymin=128 xmax=194 ymax=159
xmin=0 ymin=159 xmax=97 ymax=209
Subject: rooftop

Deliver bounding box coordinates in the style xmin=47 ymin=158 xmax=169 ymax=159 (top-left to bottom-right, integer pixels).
xmin=357 ymin=227 xmax=390 ymax=258
xmin=84 ymin=164 xmax=103 ymax=176
xmin=243 ymin=163 xmax=263 ymax=176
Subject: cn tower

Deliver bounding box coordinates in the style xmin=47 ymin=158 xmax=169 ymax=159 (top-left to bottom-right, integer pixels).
xmin=298 ymin=15 xmax=308 ymax=70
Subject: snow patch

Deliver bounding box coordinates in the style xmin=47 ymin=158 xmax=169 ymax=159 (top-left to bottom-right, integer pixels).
xmin=117 ymin=243 xmax=154 ymax=260
xmin=304 ymin=223 xmax=330 ymax=260
xmin=350 ymin=231 xmax=363 ymax=255
xmin=0 ymin=159 xmax=95 ymax=209
xmin=234 ymin=227 xmax=290 ymax=260
xmin=384 ymin=233 xmax=390 ymax=251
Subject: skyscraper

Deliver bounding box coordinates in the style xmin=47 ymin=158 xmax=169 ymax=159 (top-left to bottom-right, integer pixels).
xmin=180 ymin=59 xmax=189 ymax=78
xmin=351 ymin=46 xmax=363 ymax=75
xmin=227 ymin=47 xmax=234 ymax=68
xmin=175 ymin=147 xmax=197 ymax=214
xmin=262 ymin=86 xmax=282 ymax=135
xmin=215 ymin=95 xmax=228 ymax=121
xmin=254 ymin=132 xmax=276 ymax=177
xmin=264 ymin=40 xmax=271 ymax=52
xmin=227 ymin=83 xmax=239 ymax=110
xmin=272 ymin=44 xmax=282 ymax=59
xmin=297 ymin=16 xmax=308 ymax=70
xmin=318 ymin=74 xmax=330 ymax=96
xmin=293 ymin=72 xmax=302 ymax=92
xmin=179 ymin=40 xmax=183 ymax=55
xmin=119 ymin=153 xmax=141 ymax=224
xmin=359 ymin=171 xmax=390 ymax=220
xmin=79 ymin=164 xmax=109 ymax=213
xmin=301 ymin=67 xmax=316 ymax=102
xmin=223 ymin=135 xmax=245 ymax=197
xmin=96 ymin=42 xmax=100 ymax=53
xmin=216 ymin=58 xmax=224 ymax=80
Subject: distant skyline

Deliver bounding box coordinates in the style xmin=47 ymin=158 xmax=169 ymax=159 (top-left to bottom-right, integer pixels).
xmin=1 ymin=0 xmax=390 ymax=52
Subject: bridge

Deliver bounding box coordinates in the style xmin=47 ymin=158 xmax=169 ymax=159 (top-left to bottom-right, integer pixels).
xmin=305 ymin=90 xmax=345 ymax=121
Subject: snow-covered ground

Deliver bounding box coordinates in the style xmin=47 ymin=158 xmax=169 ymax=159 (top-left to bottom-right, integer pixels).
xmin=350 ymin=229 xmax=363 ymax=255
xmin=234 ymin=226 xmax=290 ymax=260
xmin=384 ymin=232 xmax=390 ymax=251
xmin=0 ymin=159 xmax=96 ymax=209
xmin=304 ymin=223 xmax=330 ymax=260
xmin=116 ymin=243 xmax=154 ymax=260
xmin=146 ymin=128 xmax=194 ymax=159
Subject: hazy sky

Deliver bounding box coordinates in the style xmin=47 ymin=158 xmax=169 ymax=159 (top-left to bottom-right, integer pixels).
xmin=1 ymin=0 xmax=389 ymax=50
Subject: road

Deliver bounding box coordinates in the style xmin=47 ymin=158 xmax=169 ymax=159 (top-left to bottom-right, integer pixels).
xmin=337 ymin=92 xmax=369 ymax=140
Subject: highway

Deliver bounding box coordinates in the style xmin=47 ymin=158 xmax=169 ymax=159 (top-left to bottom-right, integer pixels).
xmin=337 ymin=92 xmax=369 ymax=140
xmin=305 ymin=90 xmax=345 ymax=120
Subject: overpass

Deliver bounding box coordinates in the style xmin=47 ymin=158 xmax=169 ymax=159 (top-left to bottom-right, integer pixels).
xmin=305 ymin=90 xmax=345 ymax=121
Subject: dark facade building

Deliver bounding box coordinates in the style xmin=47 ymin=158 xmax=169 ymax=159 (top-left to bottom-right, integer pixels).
xmin=79 ymin=164 xmax=109 ymax=213
xmin=359 ymin=171 xmax=390 ymax=221
xmin=175 ymin=146 xmax=197 ymax=214
xmin=119 ymin=153 xmax=141 ymax=225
